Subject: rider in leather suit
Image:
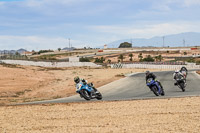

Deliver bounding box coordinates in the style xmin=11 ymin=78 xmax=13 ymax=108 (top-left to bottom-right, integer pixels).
xmin=74 ymin=76 xmax=98 ymax=92
xmin=145 ymin=71 xmax=163 ymax=89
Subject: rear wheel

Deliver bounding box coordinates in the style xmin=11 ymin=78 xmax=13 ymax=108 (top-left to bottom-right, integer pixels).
xmin=80 ymin=90 xmax=91 ymax=100
xmin=96 ymin=92 xmax=102 ymax=100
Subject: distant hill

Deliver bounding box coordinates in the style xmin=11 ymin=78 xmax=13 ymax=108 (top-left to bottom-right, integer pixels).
xmin=17 ymin=48 xmax=27 ymax=54
xmin=0 ymin=48 xmax=27 ymax=54
xmin=62 ymin=47 xmax=75 ymax=51
xmin=107 ymin=32 xmax=200 ymax=48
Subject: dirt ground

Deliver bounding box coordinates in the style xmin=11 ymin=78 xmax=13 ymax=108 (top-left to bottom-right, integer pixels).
xmin=0 ymin=64 xmax=200 ymax=132
xmin=197 ymin=71 xmax=200 ymax=75
xmin=0 ymin=64 xmax=163 ymax=105
xmin=0 ymin=97 xmax=199 ymax=133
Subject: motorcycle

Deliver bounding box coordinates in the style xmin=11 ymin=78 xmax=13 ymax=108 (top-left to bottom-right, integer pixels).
xmin=146 ymin=78 xmax=165 ymax=96
xmin=175 ymin=76 xmax=186 ymax=92
xmin=76 ymin=83 xmax=102 ymax=100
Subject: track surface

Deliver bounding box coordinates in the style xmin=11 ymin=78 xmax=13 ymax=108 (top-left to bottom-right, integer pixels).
xmin=20 ymin=70 xmax=200 ymax=105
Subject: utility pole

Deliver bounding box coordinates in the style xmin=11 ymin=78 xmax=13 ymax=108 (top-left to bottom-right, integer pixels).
xmin=183 ymin=39 xmax=185 ymax=47
xmin=131 ymin=38 xmax=133 ymax=47
xmin=68 ymin=38 xmax=70 ymax=48
xmin=162 ymin=36 xmax=165 ymax=47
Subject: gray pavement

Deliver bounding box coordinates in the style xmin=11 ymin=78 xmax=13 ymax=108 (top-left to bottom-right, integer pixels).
xmin=17 ymin=70 xmax=200 ymax=105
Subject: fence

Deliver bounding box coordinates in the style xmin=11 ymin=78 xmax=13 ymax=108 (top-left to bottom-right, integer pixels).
xmin=111 ymin=63 xmax=200 ymax=69
xmin=125 ymin=62 xmax=186 ymax=65
xmin=0 ymin=60 xmax=101 ymax=68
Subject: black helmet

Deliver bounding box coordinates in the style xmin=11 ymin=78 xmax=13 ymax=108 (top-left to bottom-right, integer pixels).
xmin=146 ymin=71 xmax=150 ymax=76
xmin=74 ymin=76 xmax=80 ymax=83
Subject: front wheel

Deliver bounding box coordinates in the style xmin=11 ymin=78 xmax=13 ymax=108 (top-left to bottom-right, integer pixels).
xmin=151 ymin=86 xmax=159 ymax=96
xmin=179 ymin=82 xmax=185 ymax=92
xmin=161 ymin=89 xmax=165 ymax=96
xmin=80 ymin=90 xmax=91 ymax=100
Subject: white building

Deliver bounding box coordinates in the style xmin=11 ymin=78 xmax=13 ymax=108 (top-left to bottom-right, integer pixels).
xmin=104 ymin=44 xmax=108 ymax=49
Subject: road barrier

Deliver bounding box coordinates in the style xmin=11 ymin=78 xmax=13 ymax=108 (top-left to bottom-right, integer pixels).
xmin=0 ymin=60 xmax=101 ymax=68
xmin=111 ymin=63 xmax=200 ymax=69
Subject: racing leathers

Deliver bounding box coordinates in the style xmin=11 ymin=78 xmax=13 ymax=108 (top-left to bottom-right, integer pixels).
xmin=146 ymin=73 xmax=163 ymax=89
xmin=173 ymin=71 xmax=186 ymax=85
xmin=75 ymin=79 xmax=98 ymax=93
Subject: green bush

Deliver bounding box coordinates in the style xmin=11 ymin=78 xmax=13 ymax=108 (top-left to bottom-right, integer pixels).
xmin=94 ymin=57 xmax=105 ymax=63
xmin=80 ymin=57 xmax=90 ymax=62
xmin=38 ymin=50 xmax=54 ymax=54
xmin=142 ymin=55 xmax=155 ymax=62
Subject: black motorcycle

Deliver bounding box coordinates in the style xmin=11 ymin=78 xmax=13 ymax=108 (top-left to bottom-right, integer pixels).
xmin=175 ymin=76 xmax=186 ymax=92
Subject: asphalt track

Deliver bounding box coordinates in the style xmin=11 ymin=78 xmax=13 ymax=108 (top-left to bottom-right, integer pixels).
xmin=19 ymin=70 xmax=200 ymax=105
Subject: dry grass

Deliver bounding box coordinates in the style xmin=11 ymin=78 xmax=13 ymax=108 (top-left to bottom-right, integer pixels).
xmin=0 ymin=97 xmax=200 ymax=133
xmin=0 ymin=64 xmax=162 ymax=105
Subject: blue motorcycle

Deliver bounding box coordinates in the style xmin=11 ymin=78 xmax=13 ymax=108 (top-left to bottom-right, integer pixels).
xmin=76 ymin=83 xmax=102 ymax=100
xmin=146 ymin=78 xmax=165 ymax=96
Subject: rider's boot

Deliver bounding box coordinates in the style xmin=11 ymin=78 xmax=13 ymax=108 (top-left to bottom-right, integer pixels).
xmin=93 ymin=87 xmax=100 ymax=94
xmin=158 ymin=81 xmax=163 ymax=89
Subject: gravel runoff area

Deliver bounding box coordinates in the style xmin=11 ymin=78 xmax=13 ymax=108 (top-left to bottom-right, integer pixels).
xmin=0 ymin=96 xmax=200 ymax=133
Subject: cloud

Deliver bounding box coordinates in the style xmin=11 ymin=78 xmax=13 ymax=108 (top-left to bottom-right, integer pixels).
xmin=88 ymin=22 xmax=200 ymax=39
xmin=184 ymin=0 xmax=200 ymax=7
xmin=0 ymin=35 xmax=85 ymax=50
xmin=0 ymin=2 xmax=5 ymax=5
xmin=0 ymin=0 xmax=200 ymax=50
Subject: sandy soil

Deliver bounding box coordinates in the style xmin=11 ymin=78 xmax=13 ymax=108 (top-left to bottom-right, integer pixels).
xmin=197 ymin=71 xmax=200 ymax=75
xmin=0 ymin=97 xmax=200 ymax=133
xmin=0 ymin=64 xmax=161 ymax=105
xmin=0 ymin=61 xmax=199 ymax=132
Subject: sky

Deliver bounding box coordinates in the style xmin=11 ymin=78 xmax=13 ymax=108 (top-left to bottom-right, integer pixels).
xmin=0 ymin=0 xmax=200 ymax=50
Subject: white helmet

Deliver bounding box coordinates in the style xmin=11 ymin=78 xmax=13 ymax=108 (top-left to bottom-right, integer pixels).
xmin=175 ymin=69 xmax=179 ymax=73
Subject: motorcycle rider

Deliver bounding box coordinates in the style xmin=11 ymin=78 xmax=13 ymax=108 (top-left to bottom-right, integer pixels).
xmin=74 ymin=76 xmax=98 ymax=93
xmin=173 ymin=70 xmax=186 ymax=86
xmin=145 ymin=71 xmax=163 ymax=89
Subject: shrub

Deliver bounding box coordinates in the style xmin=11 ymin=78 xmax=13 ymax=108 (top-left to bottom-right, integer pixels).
xmin=142 ymin=55 xmax=155 ymax=62
xmin=94 ymin=57 xmax=105 ymax=63
xmin=38 ymin=50 xmax=54 ymax=54
xmin=80 ymin=57 xmax=90 ymax=62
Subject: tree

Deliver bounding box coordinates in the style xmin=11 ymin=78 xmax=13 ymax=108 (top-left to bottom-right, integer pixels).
xmin=138 ymin=53 xmax=143 ymax=61
xmin=143 ymin=55 xmax=154 ymax=62
xmin=129 ymin=53 xmax=133 ymax=61
xmin=118 ymin=42 xmax=132 ymax=48
xmin=118 ymin=54 xmax=124 ymax=62
xmin=80 ymin=57 xmax=90 ymax=62
xmin=184 ymin=52 xmax=187 ymax=55
xmin=58 ymin=48 xmax=61 ymax=51
xmin=107 ymin=59 xmax=111 ymax=64
xmin=15 ymin=52 xmax=20 ymax=56
xmin=94 ymin=57 xmax=105 ymax=63
xmin=157 ymin=55 xmax=163 ymax=61
xmin=154 ymin=55 xmax=163 ymax=62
